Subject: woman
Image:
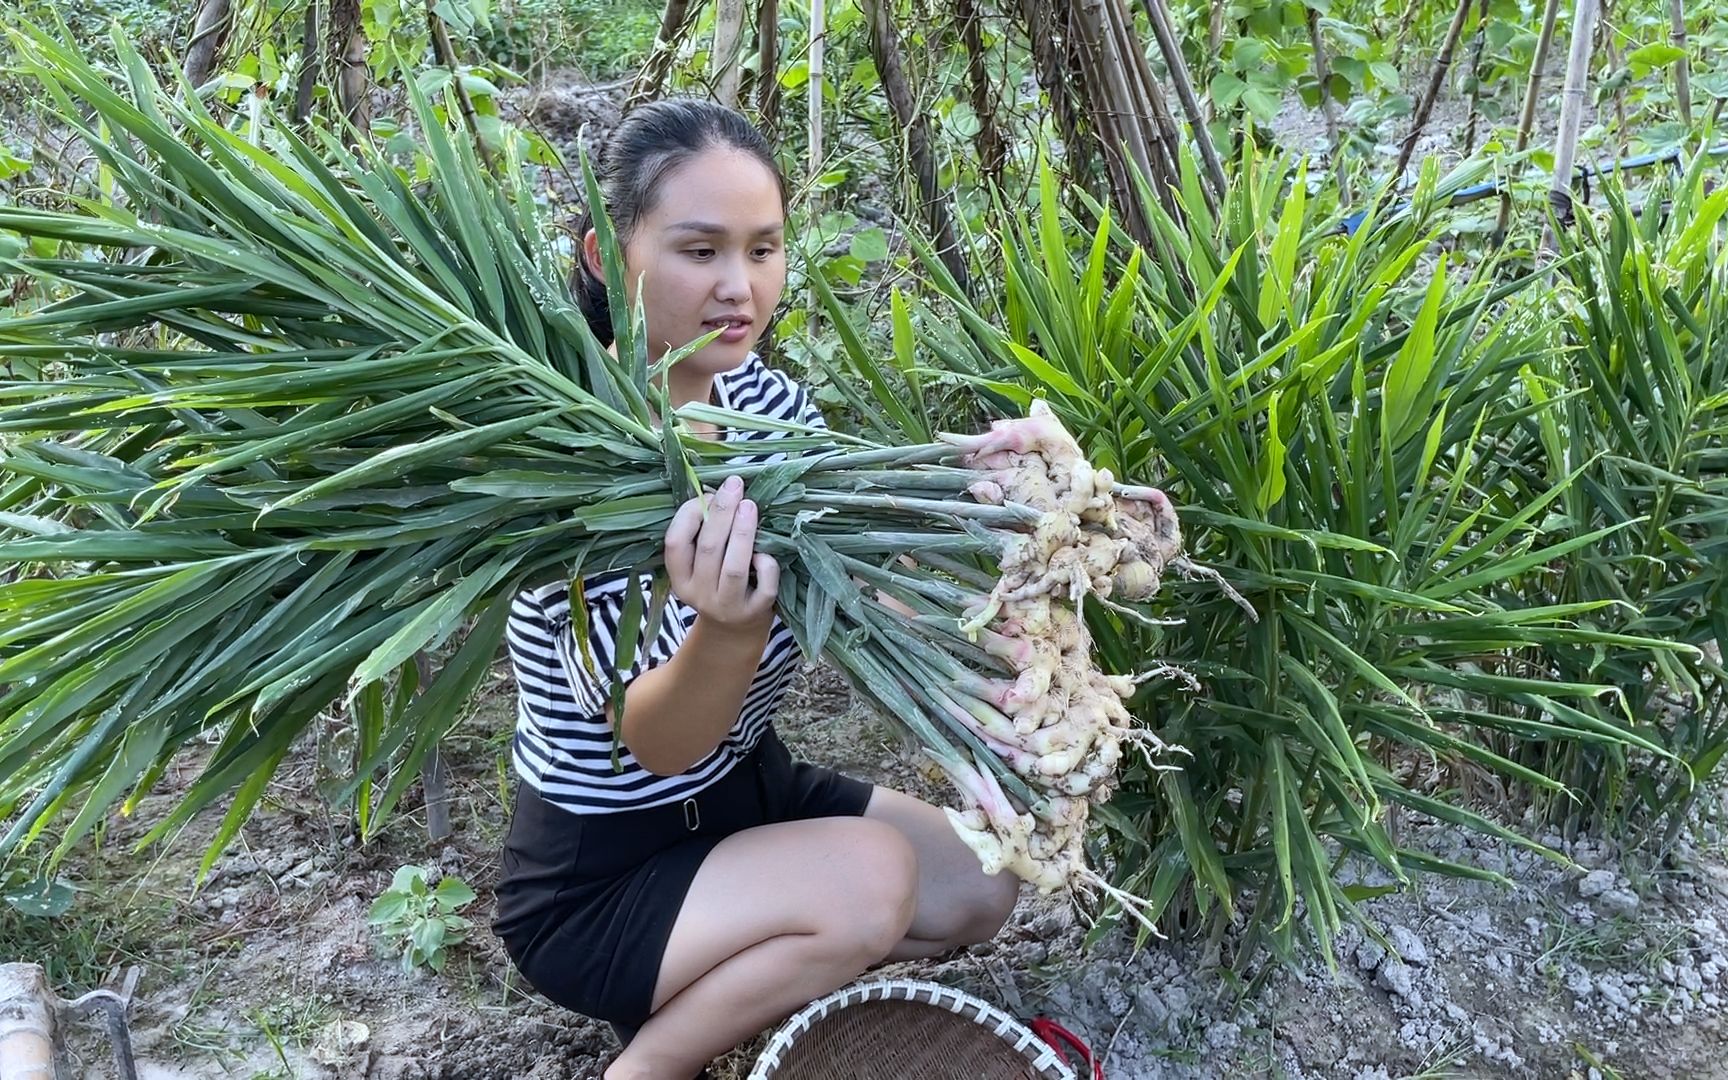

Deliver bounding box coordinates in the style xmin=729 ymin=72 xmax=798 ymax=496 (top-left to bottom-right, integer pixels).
xmin=491 ymin=98 xmax=1021 ymax=1080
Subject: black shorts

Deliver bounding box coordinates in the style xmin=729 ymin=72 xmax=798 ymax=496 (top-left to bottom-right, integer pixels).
xmin=491 ymin=726 xmax=874 ymax=1026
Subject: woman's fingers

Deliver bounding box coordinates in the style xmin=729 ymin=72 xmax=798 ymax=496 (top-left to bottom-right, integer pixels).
xmin=664 ymin=493 xmax=707 ymax=586
xmin=718 ymin=495 xmax=759 ymax=605
xmin=747 ymin=552 xmax=780 ymax=618
xmin=668 ymin=475 xmax=775 ymax=624
xmin=693 ymin=476 xmax=741 ymax=583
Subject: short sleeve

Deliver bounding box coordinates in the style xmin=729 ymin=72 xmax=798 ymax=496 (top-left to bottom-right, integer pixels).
xmin=542 ymin=574 xmax=683 ymax=718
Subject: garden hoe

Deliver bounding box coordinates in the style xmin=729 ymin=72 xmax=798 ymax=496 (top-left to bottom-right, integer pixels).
xmin=0 ymin=964 xmax=139 ymax=1080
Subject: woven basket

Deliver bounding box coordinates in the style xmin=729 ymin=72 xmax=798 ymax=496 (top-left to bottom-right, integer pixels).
xmin=748 ymin=978 xmax=1076 ymax=1080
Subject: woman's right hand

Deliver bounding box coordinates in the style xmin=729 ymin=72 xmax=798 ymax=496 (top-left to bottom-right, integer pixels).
xmin=664 ymin=474 xmax=779 ymax=631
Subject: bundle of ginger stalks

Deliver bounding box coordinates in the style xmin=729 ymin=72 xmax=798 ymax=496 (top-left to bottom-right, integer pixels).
xmin=0 ymin=26 xmax=1220 ymax=927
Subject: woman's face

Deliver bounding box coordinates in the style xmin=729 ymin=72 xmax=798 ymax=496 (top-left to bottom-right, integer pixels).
xmin=592 ymin=146 xmax=787 ymax=379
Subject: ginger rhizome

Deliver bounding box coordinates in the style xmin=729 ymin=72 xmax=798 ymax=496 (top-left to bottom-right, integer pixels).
xmin=924 ymin=402 xmax=1193 ymax=923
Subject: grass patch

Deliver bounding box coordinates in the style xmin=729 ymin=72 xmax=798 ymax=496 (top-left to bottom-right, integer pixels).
xmin=0 ymin=872 xmax=188 ymax=993
xmin=1535 ymin=908 xmax=1688 ymax=978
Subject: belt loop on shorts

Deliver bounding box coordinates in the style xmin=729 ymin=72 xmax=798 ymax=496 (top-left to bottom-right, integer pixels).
xmin=682 ymin=796 xmax=700 ymax=832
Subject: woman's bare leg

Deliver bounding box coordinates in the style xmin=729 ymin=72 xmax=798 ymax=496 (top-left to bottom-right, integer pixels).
xmin=603 ymin=817 xmax=919 ymax=1080
xmin=861 ymin=785 xmax=1022 ymax=960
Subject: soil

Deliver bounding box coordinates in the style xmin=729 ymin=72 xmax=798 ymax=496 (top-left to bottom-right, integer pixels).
xmin=14 ymin=659 xmax=1728 ymax=1080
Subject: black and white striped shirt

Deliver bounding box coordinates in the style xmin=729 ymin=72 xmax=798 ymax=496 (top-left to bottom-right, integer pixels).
xmin=507 ymin=354 xmax=825 ymax=814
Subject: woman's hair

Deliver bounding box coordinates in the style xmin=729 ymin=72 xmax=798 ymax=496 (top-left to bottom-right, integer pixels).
xmin=572 ymin=98 xmax=789 ymax=346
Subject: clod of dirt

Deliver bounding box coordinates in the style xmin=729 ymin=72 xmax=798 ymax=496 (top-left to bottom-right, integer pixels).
xmin=1579 ymin=868 xmax=1617 ymax=897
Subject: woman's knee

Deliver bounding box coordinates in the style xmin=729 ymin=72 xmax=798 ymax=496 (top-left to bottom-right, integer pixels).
xmin=958 ymin=870 xmax=1021 ymax=945
xmin=819 ymin=819 xmax=919 ymax=958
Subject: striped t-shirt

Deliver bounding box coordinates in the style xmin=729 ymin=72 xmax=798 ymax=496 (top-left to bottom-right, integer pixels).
xmin=506 ymin=354 xmax=825 ymax=814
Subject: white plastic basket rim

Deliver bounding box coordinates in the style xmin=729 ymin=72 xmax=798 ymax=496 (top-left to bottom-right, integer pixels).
xmin=748 ymin=976 xmax=1076 ymax=1080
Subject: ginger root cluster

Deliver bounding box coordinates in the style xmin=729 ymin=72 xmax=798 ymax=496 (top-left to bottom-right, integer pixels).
xmin=934 ymin=403 xmax=1191 ymax=899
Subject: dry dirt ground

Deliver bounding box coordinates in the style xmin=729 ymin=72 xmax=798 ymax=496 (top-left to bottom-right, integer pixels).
xmin=7 ymin=659 xmax=1727 ymax=1080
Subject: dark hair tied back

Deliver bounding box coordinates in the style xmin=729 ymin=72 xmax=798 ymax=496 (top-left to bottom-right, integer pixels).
xmin=572 ymin=98 xmax=788 ymax=347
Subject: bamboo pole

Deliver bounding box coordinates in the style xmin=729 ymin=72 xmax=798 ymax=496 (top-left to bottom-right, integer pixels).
xmin=1110 ymin=0 xmax=1181 ymax=193
xmin=1208 ymin=0 xmax=1224 ymax=80
xmin=1601 ymin=0 xmax=1627 ymax=152
xmin=414 ymin=652 xmax=451 ymax=842
xmin=0 ymin=964 xmax=56 ymax=1080
xmin=861 ymin=0 xmax=972 ymax=295
xmin=182 ymin=0 xmax=233 ymax=88
xmin=330 ymin=0 xmax=371 ymax=144
xmin=712 ymin=0 xmax=747 ymax=107
xmin=1068 ymin=0 xmax=1167 ymax=233
xmin=1066 ymin=1 xmax=1135 ymax=221
xmin=749 ymin=0 xmax=780 ymax=359
xmin=1391 ymin=0 xmax=1475 ymax=183
xmin=1141 ymin=0 xmax=1228 ymax=201
xmin=1668 ymin=0 xmax=1692 ymax=130
xmin=805 ymin=0 xmax=825 ymax=338
xmin=1205 ymin=0 xmax=1225 ymax=123
xmin=339 ymin=29 xmax=370 ymax=138
xmin=1392 ymin=0 xmax=1423 ymax=68
xmin=808 ymin=0 xmax=825 ymax=185
xmin=1462 ymin=0 xmax=1491 ymax=155
xmin=957 ymin=0 xmax=1006 ymax=191
xmin=757 ymin=0 xmax=782 ymax=136
xmin=421 ymin=746 xmax=451 ymax=840
xmin=1547 ymin=0 xmax=1600 ymax=250
xmin=631 ymin=0 xmax=699 ymax=107
xmin=1021 ymin=0 xmax=1088 ymax=179
xmin=1496 ymin=0 xmax=1562 ymax=238
xmin=1305 ymin=4 xmax=1348 ymax=204
xmin=293 ymin=0 xmax=318 ymax=125
xmin=427 ymin=0 xmax=499 ymax=174
xmin=1076 ymin=0 xmax=1156 ymax=196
